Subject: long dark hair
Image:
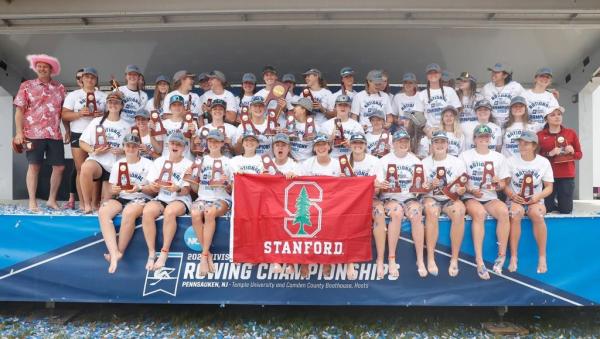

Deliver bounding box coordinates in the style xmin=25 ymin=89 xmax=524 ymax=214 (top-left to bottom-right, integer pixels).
xmin=153 ymin=82 xmax=170 ymax=111
xmin=101 ymin=92 xmax=124 ymax=125
xmin=239 ymin=82 xmax=256 ymax=101
xmin=426 ymin=79 xmax=446 ymax=103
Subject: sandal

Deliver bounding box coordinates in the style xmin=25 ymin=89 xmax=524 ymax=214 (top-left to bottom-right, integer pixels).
xmin=493 ymin=255 xmax=506 ymax=275
xmin=477 ymin=264 xmax=490 ymax=280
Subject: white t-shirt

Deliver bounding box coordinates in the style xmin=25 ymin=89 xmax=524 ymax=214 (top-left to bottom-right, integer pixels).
xmin=238 ymin=94 xmax=254 ymax=112
xmin=481 ymin=81 xmax=525 ymax=126
xmin=234 ymin=120 xmax=273 ymax=156
xmin=158 ymin=119 xmax=192 ymax=159
xmin=301 ymin=156 xmax=341 ymax=176
xmin=274 ymin=158 xmax=301 ymax=175
xmin=442 ymin=130 xmax=466 ymax=157
xmin=458 ymin=92 xmax=483 ymax=125
xmin=196 ymin=155 xmax=233 ymax=203
xmin=230 ymin=154 xmax=264 ymax=174
xmin=108 ymin=157 xmax=153 ymax=200
xmin=79 ymin=117 xmax=130 ymax=171
xmin=392 ymin=92 xmax=423 ymax=118
xmin=146 ymin=156 xmax=193 ymax=209
xmin=351 ymin=90 xmax=394 ymax=130
xmin=507 ymin=154 xmax=554 ymax=203
xmin=63 ymin=89 xmax=108 ymax=133
xmin=501 ymin=122 xmax=537 ymax=158
xmin=366 ymin=131 xmax=393 ymax=157
xmin=287 ymin=121 xmax=315 ymax=162
xmin=163 ymin=90 xmax=202 ymax=118
xmin=422 ymin=154 xmax=466 ymax=201
xmin=145 ymin=97 xmax=166 ymax=117
xmin=459 ymin=149 xmax=509 ymax=201
xmin=327 ymin=89 xmax=357 ymax=112
xmin=522 ymin=89 xmax=559 ymax=131
xmin=255 ymin=88 xmax=294 ymax=111
xmin=199 ymin=90 xmax=239 ymax=114
xmin=416 ymin=136 xmax=430 ymax=160
xmin=349 ymin=153 xmax=381 ymax=177
xmin=418 ymin=87 xmax=462 ymax=128
xmin=118 ymin=86 xmax=148 ymax=126
xmin=201 ymin=123 xmax=238 ymax=158
xmin=301 ymin=88 xmax=333 ymax=125
xmin=462 ymin=121 xmax=502 ymax=151
xmin=140 ymin=134 xmax=160 ymax=160
xmin=319 ymin=117 xmax=364 ymax=158
xmin=378 ymin=152 xmax=422 ymax=202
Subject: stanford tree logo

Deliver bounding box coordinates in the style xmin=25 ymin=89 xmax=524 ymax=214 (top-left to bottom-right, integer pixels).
xmin=284 ymin=181 xmax=323 ymax=238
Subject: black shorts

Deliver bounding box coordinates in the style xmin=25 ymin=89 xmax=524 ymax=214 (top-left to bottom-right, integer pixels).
xmin=70 ymin=132 xmax=82 ymax=148
xmin=26 ymin=139 xmax=65 ymax=166
xmin=462 ymin=198 xmax=493 ymax=205
xmin=113 ymin=197 xmax=148 ymax=207
xmin=93 ymin=166 xmax=111 ymax=182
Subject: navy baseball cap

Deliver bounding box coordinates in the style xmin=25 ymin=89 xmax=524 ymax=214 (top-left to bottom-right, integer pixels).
xmin=81 ymin=67 xmax=98 ymax=77
xmin=173 ymin=70 xmax=196 ymax=83
xmin=366 ymin=70 xmax=384 ymax=83
xmin=242 ymin=73 xmax=257 ymax=84
xmin=442 ymin=105 xmax=459 ymax=115
xmin=154 ymin=75 xmax=169 ymax=84
xmin=313 ymin=133 xmax=330 ymax=144
xmin=302 ymin=68 xmax=322 ymax=77
xmin=393 ymin=128 xmax=410 ymax=141
xmin=457 ymin=71 xmax=476 ymax=82
xmin=211 ymin=99 xmax=227 ymax=109
xmin=206 ymin=129 xmax=224 ymax=142
xmin=169 ymin=95 xmax=184 ymax=105
xmin=198 ymin=72 xmax=210 ymax=81
xmin=292 ymin=97 xmax=313 ymax=112
xmin=340 ymin=67 xmax=355 ymax=77
xmin=125 ymin=64 xmax=141 ymax=74
xmin=402 ymin=72 xmax=417 ymax=82
xmin=367 ymin=109 xmax=385 ymax=120
xmin=262 ymin=65 xmax=277 ymax=75
xmin=209 ymin=70 xmax=226 ymax=83
xmin=335 ymin=94 xmax=352 ymax=105
xmin=241 ymin=130 xmax=259 ymax=141
xmin=250 ymin=96 xmax=265 ymax=106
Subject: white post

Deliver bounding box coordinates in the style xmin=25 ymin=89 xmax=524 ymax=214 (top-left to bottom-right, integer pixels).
xmin=0 ymin=86 xmax=14 ymax=200
xmin=577 ymin=79 xmax=600 ymax=200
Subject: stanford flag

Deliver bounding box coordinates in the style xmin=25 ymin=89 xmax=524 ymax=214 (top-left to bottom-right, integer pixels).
xmin=232 ymin=174 xmax=374 ymax=264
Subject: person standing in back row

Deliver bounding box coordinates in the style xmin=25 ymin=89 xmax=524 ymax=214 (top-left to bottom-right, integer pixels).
xmin=118 ymin=65 xmax=148 ymax=126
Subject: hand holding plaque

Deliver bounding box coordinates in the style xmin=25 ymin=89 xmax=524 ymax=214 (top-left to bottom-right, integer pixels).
xmin=284 ymin=111 xmax=298 ymax=139
xmin=304 ymin=117 xmax=316 ymax=140
xmin=184 ymin=157 xmax=204 ymax=185
xmin=83 ymin=92 xmax=102 ymax=117
xmin=191 ymin=128 xmax=209 ymax=156
xmin=262 ymin=154 xmax=281 ymax=175
xmin=373 ymin=131 xmax=391 ymax=157
xmin=409 ymin=164 xmax=428 ymax=193
xmin=209 ymin=159 xmax=227 ymax=186
xmin=150 ymin=111 xmax=167 ymax=136
xmin=339 ymin=155 xmax=355 ymax=177
xmin=302 ymin=88 xmax=316 ymax=103
xmin=553 ymin=135 xmax=575 ymax=163
xmin=156 ymin=160 xmax=174 ymax=186
xmin=95 ymin=125 xmax=109 ymax=150
xmin=183 ymin=112 xmax=195 ymax=138
xmin=241 ymin=108 xmax=260 ymax=135
xmin=432 ymin=166 xmax=447 ymax=195
xmin=383 ymin=164 xmax=401 ymax=192
xmin=264 ymin=81 xmax=290 ymax=118
xmin=117 ymin=162 xmax=134 ymax=190
xmin=333 ymin=118 xmax=346 ymax=146
xmin=264 ymin=109 xmax=279 ymax=136
xmin=442 ymin=173 xmax=469 ymax=201
xmin=519 ymin=173 xmax=534 ymax=203
xmin=480 ymin=161 xmax=497 ymax=190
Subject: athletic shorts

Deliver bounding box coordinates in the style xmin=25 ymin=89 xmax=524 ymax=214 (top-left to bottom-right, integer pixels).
xmin=70 ymin=132 xmax=82 ymax=148
xmin=25 ymin=139 xmax=65 ymax=166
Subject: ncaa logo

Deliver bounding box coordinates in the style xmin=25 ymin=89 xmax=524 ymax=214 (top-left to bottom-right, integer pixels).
xmin=283 ymin=181 xmax=323 ymax=238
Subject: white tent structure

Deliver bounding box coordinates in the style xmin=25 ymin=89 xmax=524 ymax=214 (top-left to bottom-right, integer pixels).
xmin=1 ymin=0 xmax=599 ymax=199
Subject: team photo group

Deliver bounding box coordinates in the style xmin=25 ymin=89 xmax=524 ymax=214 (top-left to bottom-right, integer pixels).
xmin=12 ymin=53 xmax=582 ymax=282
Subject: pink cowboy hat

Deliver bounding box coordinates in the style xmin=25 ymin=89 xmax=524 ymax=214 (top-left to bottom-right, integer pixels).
xmin=26 ymin=54 xmax=61 ymax=76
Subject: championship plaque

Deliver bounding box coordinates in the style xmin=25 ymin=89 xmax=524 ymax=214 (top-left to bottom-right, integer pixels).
xmin=156 ymin=160 xmax=174 ymax=186
xmin=183 ymin=157 xmax=204 ymax=185
xmin=183 ymin=112 xmax=194 ymax=138
xmin=304 ymin=116 xmax=316 ymax=140
xmin=554 ymin=135 xmax=574 ymax=163
xmin=209 ymin=159 xmax=227 ymax=186
xmin=384 ymin=164 xmax=401 ymax=193
xmin=130 ymin=126 xmax=140 ymax=137
xmin=338 ymin=155 xmax=355 ymax=177
xmin=285 ymin=111 xmax=297 ymax=139
xmin=264 ymin=109 xmax=278 ymax=136
xmin=84 ymin=92 xmax=100 ymax=117
xmin=520 ymin=173 xmax=534 ymax=203
xmin=432 ymin=166 xmax=447 ymax=196
xmin=409 ymin=164 xmax=428 ymax=193
xmin=302 ymin=88 xmax=316 ymax=103
xmin=191 ymin=128 xmax=209 ymax=156
xmin=117 ymin=162 xmax=133 ymax=190
xmin=150 ymin=111 xmax=167 ymax=136
xmin=261 ymin=154 xmax=281 ymax=175
xmin=480 ymin=161 xmax=496 ymax=190
xmin=373 ymin=131 xmax=390 ymax=157
xmin=95 ymin=125 xmax=109 ymax=149
xmin=333 ymin=118 xmax=346 ymax=146
xmin=12 ymin=138 xmax=35 ymax=153
xmin=442 ymin=173 xmax=469 ymax=201
xmin=264 ymin=81 xmax=290 ymax=118
xmin=241 ymin=110 xmax=260 ymax=135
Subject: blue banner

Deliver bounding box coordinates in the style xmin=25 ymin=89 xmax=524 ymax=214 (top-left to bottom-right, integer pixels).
xmin=0 ymin=213 xmax=597 ymax=306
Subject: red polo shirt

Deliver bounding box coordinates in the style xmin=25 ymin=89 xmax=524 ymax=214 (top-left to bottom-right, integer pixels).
xmin=537 ymin=126 xmax=582 ymax=178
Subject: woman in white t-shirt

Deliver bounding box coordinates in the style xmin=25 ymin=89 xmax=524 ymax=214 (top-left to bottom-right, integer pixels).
xmin=98 ymin=134 xmax=153 ymax=273
xmin=378 ymin=128 xmax=426 ymax=278
xmin=200 ymin=70 xmax=239 ymax=125
xmin=62 ymin=67 xmax=107 ymax=211
xmin=79 ymin=91 xmax=130 ymax=214
xmin=237 ymin=73 xmax=257 ymax=113
xmin=418 ymin=63 xmax=461 ymax=132
xmin=522 ymin=67 xmax=559 ymax=131
xmin=320 ymin=94 xmax=363 ymax=157
xmin=365 ymin=109 xmax=393 ymax=158
xmin=456 ymin=72 xmax=482 ymax=125
xmin=351 ymin=70 xmax=394 ymax=131
xmin=203 ymin=99 xmax=237 ymax=158
xmin=501 ymin=96 xmax=536 ymax=158
xmin=392 ymin=72 xmax=423 ymax=128
xmin=188 ymin=129 xmax=233 ymax=277
xmin=142 ymin=131 xmax=193 ymax=271
xmin=462 ymin=99 xmax=502 ymax=151
xmin=439 ymin=105 xmax=465 ymax=157
xmin=301 ymin=68 xmax=333 ymax=125
xmin=504 ymin=130 xmax=554 ymax=274
xmin=481 ymin=63 xmax=525 ymax=127
xmin=230 ymin=131 xmax=263 ymax=174
xmin=285 ymin=97 xmax=316 ymax=162
xmin=145 ymin=75 xmax=170 ymax=118
xmin=118 ymin=65 xmax=148 ymax=125
xmin=459 ymin=124 xmax=510 ymax=280
xmin=234 ymin=96 xmax=272 ymax=156
xmin=133 ymin=108 xmax=162 ymax=160
xmin=422 ymin=130 xmax=468 ymax=277
xmin=157 ymin=95 xmax=195 ymax=160
xmin=326 ymin=67 xmax=357 ymax=114
xmin=346 ymin=133 xmax=387 ymax=279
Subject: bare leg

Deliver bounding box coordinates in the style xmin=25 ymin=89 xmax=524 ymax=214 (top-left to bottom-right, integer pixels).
xmin=153 ymin=201 xmax=186 ymax=270
xmin=423 ymin=198 xmax=440 ymax=276
xmin=98 ymin=199 xmax=123 ymax=273
xmin=508 ymin=203 xmax=525 ymax=272
xmin=372 ymin=201 xmax=386 ymax=279
xmin=406 ymin=201 xmax=426 ymax=277
xmin=385 ymin=201 xmax=402 ymax=278
xmin=528 ymin=203 xmax=548 ymax=273
xmin=46 ymin=165 xmax=64 ymax=209
xmin=485 ymin=200 xmax=510 ymax=274
xmin=444 ymin=200 xmax=465 ymax=277
xmin=117 ymin=202 xmax=145 ymax=253
xmin=465 ymin=199 xmax=489 ymax=280
xmin=79 ymin=160 xmax=102 ymax=213
xmin=142 ymin=201 xmax=163 ymax=270
xmin=26 ymin=164 xmax=41 ymax=211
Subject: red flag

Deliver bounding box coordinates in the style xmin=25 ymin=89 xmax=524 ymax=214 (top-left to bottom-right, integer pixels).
xmin=232 ymin=174 xmax=374 ymax=264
